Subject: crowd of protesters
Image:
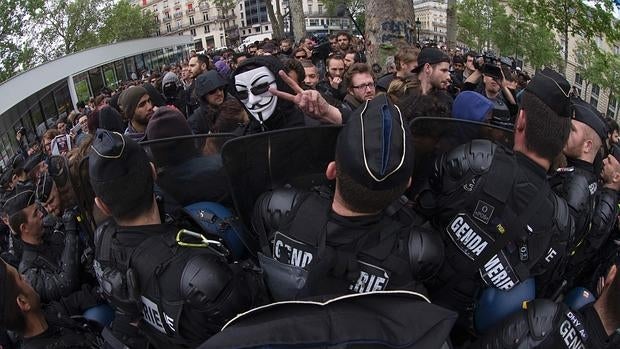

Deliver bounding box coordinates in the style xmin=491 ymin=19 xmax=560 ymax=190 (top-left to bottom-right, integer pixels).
xmin=0 ymin=29 xmax=619 ymax=349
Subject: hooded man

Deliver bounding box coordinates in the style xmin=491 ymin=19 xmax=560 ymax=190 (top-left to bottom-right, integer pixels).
xmin=231 ymin=56 xmax=343 ymax=134
xmin=187 ymin=70 xmax=229 ymax=135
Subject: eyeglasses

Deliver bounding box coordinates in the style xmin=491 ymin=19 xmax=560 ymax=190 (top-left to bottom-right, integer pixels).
xmin=236 ymin=81 xmax=275 ymax=100
xmin=351 ymin=82 xmax=375 ymax=90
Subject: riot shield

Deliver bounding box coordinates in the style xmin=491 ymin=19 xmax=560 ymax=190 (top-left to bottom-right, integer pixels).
xmin=409 ymin=117 xmax=513 ymax=196
xmin=221 ymin=125 xmax=342 ymax=228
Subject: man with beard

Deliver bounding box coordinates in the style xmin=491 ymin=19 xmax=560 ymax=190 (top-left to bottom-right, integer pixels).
xmin=316 ymin=55 xmax=347 ymax=101
xmin=0 ymin=258 xmax=103 ymax=348
xmin=187 ymin=70 xmax=229 ymax=134
xmin=120 ymin=86 xmax=154 ymax=142
xmin=187 ymin=54 xmax=211 ymax=115
xmin=336 ymin=31 xmax=352 ymax=52
xmin=231 ymin=56 xmax=343 ymax=134
xmin=342 ymin=63 xmax=376 ymax=111
xmin=413 ymin=47 xmax=452 ymax=95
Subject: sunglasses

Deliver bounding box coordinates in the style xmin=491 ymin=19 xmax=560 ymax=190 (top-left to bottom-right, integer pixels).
xmin=208 ymin=87 xmax=224 ymax=95
xmin=236 ymin=81 xmax=275 ymax=100
xmin=295 ymin=55 xmax=306 ymax=59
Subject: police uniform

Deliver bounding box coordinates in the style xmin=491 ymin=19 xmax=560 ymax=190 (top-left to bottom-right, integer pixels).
xmin=3 ymin=185 xmax=83 ymax=304
xmin=415 ymin=69 xmax=575 ymax=327
xmin=252 ymin=95 xmax=444 ymax=301
xmin=549 ymin=98 xmax=614 ymax=288
xmin=471 ymin=300 xmax=615 ymax=349
xmin=88 ymin=131 xmax=262 ymax=348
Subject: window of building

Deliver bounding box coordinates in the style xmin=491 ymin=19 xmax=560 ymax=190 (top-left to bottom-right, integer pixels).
xmin=242 ymin=29 xmax=246 ymax=35
xmin=609 ymin=96 xmax=617 ymax=118
xmin=309 ymin=19 xmax=319 ymax=26
xmin=191 ymin=28 xmax=196 ymax=36
xmin=574 ymin=73 xmax=582 ymax=86
xmin=590 ymin=96 xmax=598 ymax=109
xmin=166 ymin=23 xmax=172 ymax=32
xmin=318 ymin=4 xmax=323 ymax=14
xmin=203 ymin=12 xmax=209 ymax=21
xmin=204 ymin=25 xmax=210 ymax=33
xmin=255 ymin=27 xmax=260 ymax=33
xmin=264 ymin=25 xmax=268 ymax=31
xmin=592 ymin=84 xmax=600 ymax=97
xmin=189 ymin=16 xmax=194 ymax=25
xmin=177 ymin=20 xmax=182 ymax=28
xmin=308 ymin=4 xmax=313 ymax=13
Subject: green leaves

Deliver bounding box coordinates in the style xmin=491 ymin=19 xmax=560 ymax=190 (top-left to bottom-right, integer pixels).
xmin=576 ymin=39 xmax=620 ymax=98
xmin=0 ymin=0 xmax=157 ymax=83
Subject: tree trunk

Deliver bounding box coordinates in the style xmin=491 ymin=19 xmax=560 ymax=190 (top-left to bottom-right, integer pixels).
xmin=446 ymin=0 xmax=457 ymax=50
xmin=364 ymin=0 xmax=415 ymax=74
xmin=289 ymin=0 xmax=306 ymax=43
xmin=266 ymin=0 xmax=284 ymax=39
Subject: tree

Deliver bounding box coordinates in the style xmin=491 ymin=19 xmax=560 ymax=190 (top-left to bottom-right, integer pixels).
xmin=446 ymin=0 xmax=457 ymax=50
xmin=0 ymin=0 xmax=42 ymax=83
xmin=32 ymin=0 xmax=107 ymax=60
xmin=363 ymin=0 xmax=416 ymax=72
xmin=576 ymin=39 xmax=620 ymax=100
xmin=517 ymin=0 xmax=620 ymax=64
xmin=265 ymin=0 xmax=285 ymax=40
xmin=289 ymin=0 xmax=307 ymax=43
xmin=457 ymin=0 xmax=511 ymax=53
xmin=99 ymin=0 xmax=157 ymax=44
xmin=457 ymin=0 xmax=561 ymax=70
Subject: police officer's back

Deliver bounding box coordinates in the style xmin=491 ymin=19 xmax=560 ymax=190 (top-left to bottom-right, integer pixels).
xmin=252 ymin=95 xmax=443 ymax=301
xmin=472 ymin=256 xmax=620 ymax=348
xmin=88 ymin=130 xmax=261 ymax=348
xmin=415 ymin=68 xmax=575 ymax=330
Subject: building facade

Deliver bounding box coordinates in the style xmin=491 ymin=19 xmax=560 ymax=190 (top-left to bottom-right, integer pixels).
xmin=413 ymin=0 xmax=447 ymax=46
xmin=0 ymin=36 xmax=194 ymax=163
xmin=134 ymin=0 xmax=351 ymax=49
xmin=132 ymin=0 xmax=238 ymax=50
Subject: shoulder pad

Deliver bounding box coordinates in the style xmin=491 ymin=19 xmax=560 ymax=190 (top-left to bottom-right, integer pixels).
xmin=255 ymin=188 xmax=307 ymax=231
xmin=526 ymin=299 xmax=560 ymax=340
xmin=551 ymin=194 xmax=574 ymax=242
xmin=408 ymin=225 xmax=445 ymax=281
xmin=443 ymin=139 xmax=496 ymax=179
xmin=557 ymin=173 xmax=592 ymax=213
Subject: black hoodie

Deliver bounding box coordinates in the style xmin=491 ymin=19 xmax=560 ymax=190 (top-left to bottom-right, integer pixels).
xmin=231 ymin=56 xmax=305 ymax=134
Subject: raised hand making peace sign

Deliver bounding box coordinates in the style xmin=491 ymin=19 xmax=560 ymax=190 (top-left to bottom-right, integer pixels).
xmin=269 ymin=70 xmax=343 ymax=125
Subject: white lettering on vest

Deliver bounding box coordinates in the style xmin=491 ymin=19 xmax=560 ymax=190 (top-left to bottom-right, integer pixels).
xmin=480 ymin=253 xmax=517 ymax=290
xmin=141 ymin=296 xmax=166 ymax=334
xmin=272 ymin=232 xmax=315 ymax=268
xmin=559 ymin=319 xmax=585 ymax=349
xmin=349 ymin=261 xmax=389 ymax=293
xmin=447 ymin=215 xmax=491 ymax=260
xmin=545 ymin=247 xmax=558 ymax=263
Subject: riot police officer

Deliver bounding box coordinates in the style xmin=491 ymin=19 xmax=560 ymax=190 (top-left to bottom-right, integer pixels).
xmin=252 ymin=95 xmax=444 ymax=301
xmin=471 ymin=256 xmax=620 ymax=348
xmin=0 ymin=258 xmax=102 ymax=349
xmin=3 ymin=183 xmax=84 ymax=304
xmin=550 ymin=98 xmax=618 ymax=290
xmin=415 ymin=68 xmax=575 ymax=334
xmin=88 ymin=130 xmax=262 ymax=348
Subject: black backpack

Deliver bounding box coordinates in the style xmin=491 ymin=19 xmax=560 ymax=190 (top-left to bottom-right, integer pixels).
xmin=199 ymin=290 xmax=456 ymax=349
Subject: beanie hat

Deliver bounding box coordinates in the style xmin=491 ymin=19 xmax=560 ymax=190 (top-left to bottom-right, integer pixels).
xmin=119 ymin=86 xmax=148 ymax=120
xmin=145 ymin=106 xmax=197 ymax=166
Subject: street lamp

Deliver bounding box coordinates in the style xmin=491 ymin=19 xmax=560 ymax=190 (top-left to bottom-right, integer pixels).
xmin=415 ymin=18 xmax=421 ymax=43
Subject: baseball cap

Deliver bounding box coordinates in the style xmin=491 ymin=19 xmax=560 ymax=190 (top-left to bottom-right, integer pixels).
xmin=412 ymin=47 xmax=450 ymax=73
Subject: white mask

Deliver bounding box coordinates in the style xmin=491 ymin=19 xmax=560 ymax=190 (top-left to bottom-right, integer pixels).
xmin=234 ymin=66 xmax=278 ymax=123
